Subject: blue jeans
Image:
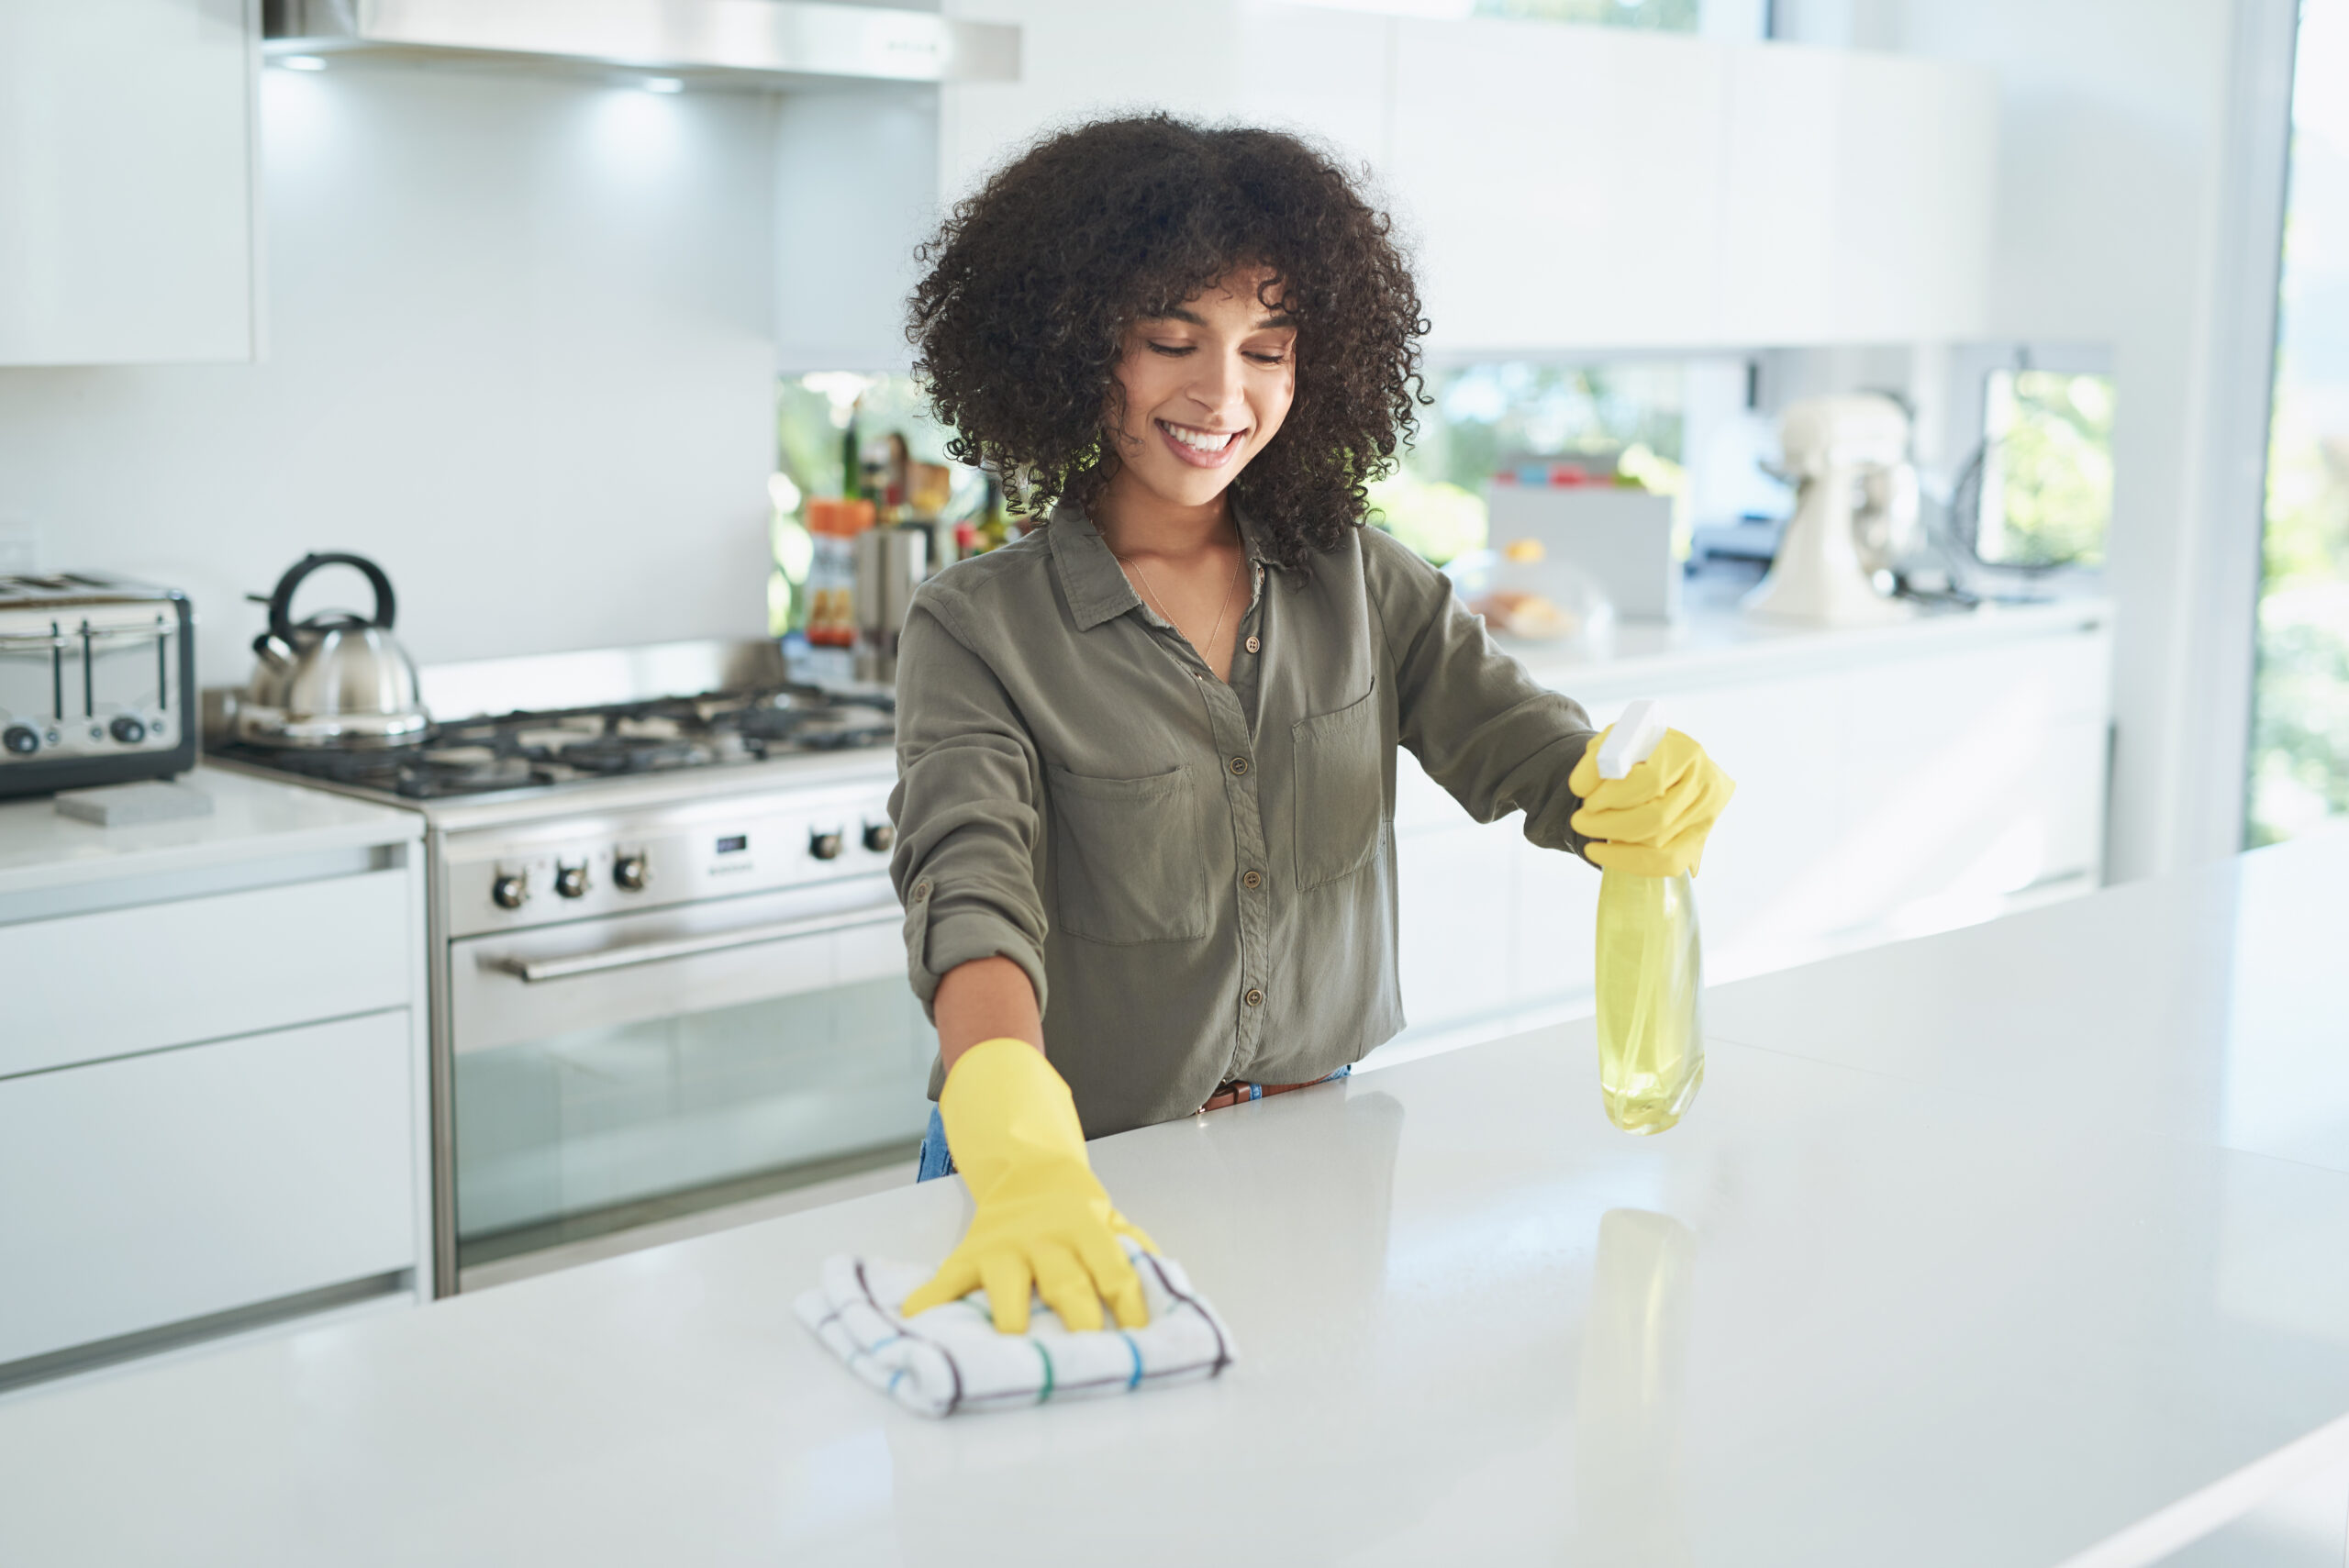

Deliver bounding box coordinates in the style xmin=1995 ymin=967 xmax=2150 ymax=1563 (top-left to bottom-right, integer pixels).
xmin=916 ymin=1104 xmax=958 ymax=1183
xmin=914 ymin=1064 xmax=1352 ymax=1184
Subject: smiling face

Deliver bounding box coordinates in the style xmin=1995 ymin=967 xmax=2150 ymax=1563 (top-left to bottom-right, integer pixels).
xmin=1103 ymin=268 xmax=1299 ymax=515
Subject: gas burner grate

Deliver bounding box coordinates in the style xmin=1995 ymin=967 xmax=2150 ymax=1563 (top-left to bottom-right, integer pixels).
xmin=208 ymin=681 xmax=894 ymax=801
xmin=551 ymin=736 xmax=706 ymax=775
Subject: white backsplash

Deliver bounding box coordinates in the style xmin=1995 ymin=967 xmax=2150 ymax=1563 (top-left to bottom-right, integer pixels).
xmin=0 ymin=65 xmax=785 ymax=689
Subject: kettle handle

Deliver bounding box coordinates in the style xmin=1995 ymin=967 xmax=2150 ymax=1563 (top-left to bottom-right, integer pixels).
xmin=267 ymin=552 xmax=397 ymax=644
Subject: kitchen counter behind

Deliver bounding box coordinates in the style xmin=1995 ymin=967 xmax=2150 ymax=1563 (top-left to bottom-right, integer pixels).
xmin=0 ymin=762 xmax=420 ymax=903
xmin=1503 ymin=577 xmax=2110 ymax=695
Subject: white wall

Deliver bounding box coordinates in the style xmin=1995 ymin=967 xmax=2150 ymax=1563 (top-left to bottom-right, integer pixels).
xmin=0 ymin=65 xmax=782 ymax=688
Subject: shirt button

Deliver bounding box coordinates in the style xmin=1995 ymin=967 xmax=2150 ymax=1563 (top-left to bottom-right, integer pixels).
xmin=1230 ymin=756 xmax=1249 ymax=776
xmin=1243 ymin=987 xmax=1264 ymax=1007
xmin=912 ymin=880 xmax=930 ymax=899
xmin=1245 ymin=635 xmax=1260 ymax=654
xmin=1242 ymin=869 xmax=1262 ymax=890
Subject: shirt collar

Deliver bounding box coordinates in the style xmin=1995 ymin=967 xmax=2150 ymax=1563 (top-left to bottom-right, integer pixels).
xmin=1045 ymin=500 xmax=1142 ymax=631
xmin=1048 ymin=497 xmax=1277 ymax=633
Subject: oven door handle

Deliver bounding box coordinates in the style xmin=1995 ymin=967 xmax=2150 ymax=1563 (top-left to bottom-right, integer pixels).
xmin=488 ymin=900 xmax=903 ymax=984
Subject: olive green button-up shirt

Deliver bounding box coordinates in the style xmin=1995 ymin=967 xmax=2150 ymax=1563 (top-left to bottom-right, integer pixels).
xmin=887 ymin=501 xmax=1598 ymax=1138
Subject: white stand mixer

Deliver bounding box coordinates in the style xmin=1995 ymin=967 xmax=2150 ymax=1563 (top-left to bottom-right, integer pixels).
xmin=1743 ymin=395 xmax=1916 ymax=627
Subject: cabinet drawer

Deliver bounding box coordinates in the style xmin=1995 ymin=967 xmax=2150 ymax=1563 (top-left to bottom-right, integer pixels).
xmin=0 ymin=869 xmax=413 ymax=1079
xmin=0 ymin=1010 xmax=418 ymax=1368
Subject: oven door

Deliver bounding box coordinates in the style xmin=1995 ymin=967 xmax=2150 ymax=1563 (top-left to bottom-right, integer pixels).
xmin=447 ymin=874 xmax=929 ymax=1264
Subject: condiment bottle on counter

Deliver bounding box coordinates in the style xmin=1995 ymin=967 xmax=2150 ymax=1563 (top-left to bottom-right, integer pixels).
xmin=1592 ymin=699 xmax=1706 ymax=1134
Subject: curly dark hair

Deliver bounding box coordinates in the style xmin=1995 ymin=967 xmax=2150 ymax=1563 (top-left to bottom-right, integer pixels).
xmin=907 ymin=115 xmax=1427 ymax=573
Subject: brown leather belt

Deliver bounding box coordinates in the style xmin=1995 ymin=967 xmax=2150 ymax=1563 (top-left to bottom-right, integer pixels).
xmin=1197 ymin=1074 xmax=1326 ymax=1114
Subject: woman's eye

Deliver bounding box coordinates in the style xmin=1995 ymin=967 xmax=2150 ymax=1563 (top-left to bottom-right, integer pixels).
xmin=1147 ymin=341 xmax=1193 ymax=357
xmin=1247 ymin=351 xmax=1291 ymax=366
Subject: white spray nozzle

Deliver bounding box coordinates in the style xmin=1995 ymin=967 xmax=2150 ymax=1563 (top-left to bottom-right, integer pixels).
xmin=1596 ymin=699 xmax=1668 ymax=781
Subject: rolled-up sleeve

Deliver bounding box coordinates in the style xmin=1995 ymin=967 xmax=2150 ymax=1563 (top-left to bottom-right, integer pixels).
xmin=1361 ymin=528 xmax=1599 ymax=859
xmin=885 ymin=596 xmax=1051 ymax=1018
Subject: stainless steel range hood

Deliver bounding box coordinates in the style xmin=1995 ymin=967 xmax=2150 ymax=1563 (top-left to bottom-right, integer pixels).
xmin=263 ymin=0 xmax=1019 ymax=86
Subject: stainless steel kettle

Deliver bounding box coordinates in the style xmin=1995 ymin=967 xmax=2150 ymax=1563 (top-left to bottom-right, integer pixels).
xmin=236 ymin=552 xmax=430 ymax=748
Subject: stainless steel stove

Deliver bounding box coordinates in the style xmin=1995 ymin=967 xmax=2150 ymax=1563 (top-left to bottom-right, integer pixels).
xmin=207 ymin=639 xmax=926 ymax=1294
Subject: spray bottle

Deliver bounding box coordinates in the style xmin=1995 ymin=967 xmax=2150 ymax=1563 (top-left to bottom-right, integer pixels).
xmin=1592 ymin=699 xmax=1705 ymax=1135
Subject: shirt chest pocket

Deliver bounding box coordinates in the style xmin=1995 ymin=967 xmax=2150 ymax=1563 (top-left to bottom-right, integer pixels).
xmin=1047 ymin=764 xmax=1211 ymax=945
xmin=1292 ymin=679 xmax=1384 ymax=892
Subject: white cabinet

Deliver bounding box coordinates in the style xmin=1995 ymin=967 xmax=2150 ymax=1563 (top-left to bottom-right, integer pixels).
xmin=0 ymin=867 xmax=414 ymax=1078
xmin=0 ymin=1012 xmax=417 ymax=1367
xmin=940 ymin=0 xmax=1388 ymax=201
xmin=0 ymin=771 xmax=428 ymax=1382
xmin=1387 ymin=611 xmax=2111 ymax=1053
xmin=1388 ymin=26 xmax=1996 ymax=353
xmin=1386 ymin=19 xmax=1731 ymax=354
xmin=0 ymin=0 xmax=261 ymax=365
xmin=1716 ymin=43 xmax=1996 ymax=345
xmin=941 ymin=1 xmax=1995 ymax=352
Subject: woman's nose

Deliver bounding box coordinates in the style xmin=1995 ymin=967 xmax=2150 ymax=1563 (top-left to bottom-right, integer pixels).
xmin=1186 ymin=350 xmax=1249 ymax=417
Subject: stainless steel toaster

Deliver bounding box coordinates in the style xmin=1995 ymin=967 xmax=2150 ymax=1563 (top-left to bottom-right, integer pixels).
xmin=0 ymin=574 xmax=197 ymax=798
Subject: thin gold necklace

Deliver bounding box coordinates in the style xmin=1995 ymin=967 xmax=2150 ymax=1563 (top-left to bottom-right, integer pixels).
xmin=1116 ymin=542 xmax=1245 ymax=666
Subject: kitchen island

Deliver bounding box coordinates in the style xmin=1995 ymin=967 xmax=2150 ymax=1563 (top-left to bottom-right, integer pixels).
xmin=2 ymin=835 xmax=2345 ymax=1567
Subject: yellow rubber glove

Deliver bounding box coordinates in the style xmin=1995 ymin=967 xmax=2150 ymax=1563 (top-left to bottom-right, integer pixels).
xmin=1568 ymin=723 xmax=1736 ymax=877
xmin=900 ymin=1038 xmax=1158 ymax=1334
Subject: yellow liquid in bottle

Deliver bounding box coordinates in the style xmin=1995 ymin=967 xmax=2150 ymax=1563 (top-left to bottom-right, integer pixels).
xmin=1594 ymin=868 xmax=1705 ymax=1134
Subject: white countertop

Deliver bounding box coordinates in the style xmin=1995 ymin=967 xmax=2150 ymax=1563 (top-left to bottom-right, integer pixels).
xmin=2 ymin=835 xmax=2345 ymax=1567
xmin=0 ymin=762 xmax=421 ymax=899
xmin=1705 ymin=826 xmax=2349 ymax=1176
xmin=1504 ymin=581 xmax=2110 ymax=694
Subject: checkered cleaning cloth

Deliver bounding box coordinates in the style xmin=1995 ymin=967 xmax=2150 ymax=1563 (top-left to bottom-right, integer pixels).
xmin=794 ymin=1238 xmax=1236 ymax=1418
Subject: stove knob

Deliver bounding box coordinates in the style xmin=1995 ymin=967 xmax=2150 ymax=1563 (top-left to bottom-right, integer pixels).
xmin=109 ymin=715 xmax=148 ymax=745
xmin=613 ymin=853 xmax=650 ymax=892
xmin=809 ymin=829 xmax=844 ymax=862
xmin=862 ymin=821 xmax=895 ymax=853
xmin=554 ymin=862 xmax=590 ymax=899
xmin=2 ymin=724 xmax=37 ymax=756
xmin=491 ymin=872 xmax=529 ymax=910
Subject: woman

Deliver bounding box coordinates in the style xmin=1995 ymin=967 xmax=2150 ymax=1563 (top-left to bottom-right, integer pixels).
xmin=887 ymin=117 xmax=1732 ymax=1335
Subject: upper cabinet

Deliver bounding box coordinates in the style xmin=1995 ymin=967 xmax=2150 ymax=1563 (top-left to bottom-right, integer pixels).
xmin=1386 ymin=17 xmax=1732 ymax=355
xmin=1714 ymin=42 xmax=1996 ymax=347
xmin=942 ymin=2 xmax=1996 ymax=355
xmin=0 ymin=0 xmax=261 ymax=366
xmin=939 ymin=0 xmax=1389 ymax=208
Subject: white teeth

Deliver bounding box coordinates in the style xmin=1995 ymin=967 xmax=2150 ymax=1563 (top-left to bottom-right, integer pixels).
xmin=1163 ymin=422 xmax=1239 ymax=452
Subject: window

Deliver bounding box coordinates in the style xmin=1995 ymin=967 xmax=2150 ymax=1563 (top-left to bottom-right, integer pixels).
xmin=1379 ymin=360 xmax=1695 ymax=563
xmin=2249 ymin=0 xmax=2349 ymax=846
xmin=769 ymin=373 xmax=986 ymax=637
xmin=1976 ymin=369 xmax=2115 ymax=569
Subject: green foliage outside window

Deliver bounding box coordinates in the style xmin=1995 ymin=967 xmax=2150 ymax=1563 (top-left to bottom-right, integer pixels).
xmin=2248 ymin=0 xmax=2349 ymax=848
xmin=1379 ymin=361 xmax=1688 ymax=564
xmin=2249 ymin=401 xmax=2349 ymax=845
xmin=1979 ymin=370 xmax=2113 ymax=568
